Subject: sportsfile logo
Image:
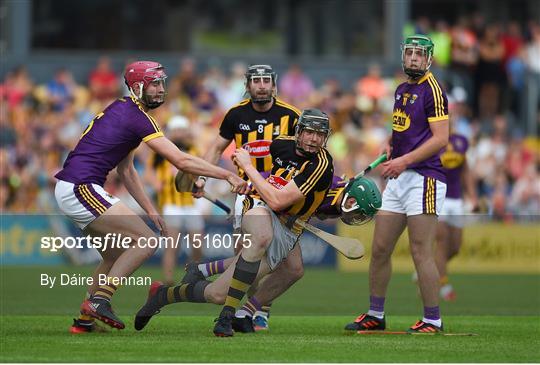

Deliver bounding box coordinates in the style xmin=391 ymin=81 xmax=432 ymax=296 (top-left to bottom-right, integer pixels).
xmin=242 ymin=140 xmax=272 ymax=158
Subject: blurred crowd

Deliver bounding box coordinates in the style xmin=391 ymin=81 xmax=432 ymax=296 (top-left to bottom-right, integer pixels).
xmin=1 ymin=17 xmax=539 ymax=222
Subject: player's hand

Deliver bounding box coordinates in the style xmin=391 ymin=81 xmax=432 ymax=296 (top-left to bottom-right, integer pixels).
xmin=232 ymin=148 xmax=252 ymax=170
xmin=380 ymin=142 xmax=392 ymax=160
xmin=192 ymin=177 xmax=206 ymax=198
xmin=226 ymin=173 xmax=250 ymax=195
xmin=149 ymin=211 xmax=168 ymax=237
xmin=381 ymin=156 xmax=408 ymax=179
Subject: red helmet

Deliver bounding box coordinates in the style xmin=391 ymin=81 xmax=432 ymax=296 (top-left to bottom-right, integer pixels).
xmin=124 ymin=61 xmax=167 ymax=90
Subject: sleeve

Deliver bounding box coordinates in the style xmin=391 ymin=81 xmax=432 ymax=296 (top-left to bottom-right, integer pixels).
xmin=219 ymin=110 xmax=235 ymax=140
xmin=293 ymin=152 xmax=334 ymax=196
xmin=133 ymin=112 xmax=164 ymax=142
xmin=425 ymin=78 xmax=449 ymax=123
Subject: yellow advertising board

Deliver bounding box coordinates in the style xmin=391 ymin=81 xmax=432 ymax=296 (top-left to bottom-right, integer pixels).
xmin=338 ymin=221 xmax=540 ymax=273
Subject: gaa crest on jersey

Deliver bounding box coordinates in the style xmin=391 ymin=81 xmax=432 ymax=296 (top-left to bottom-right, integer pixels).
xmin=242 ymin=140 xmax=272 ymax=158
xmin=392 ymin=109 xmax=411 ymax=132
xmin=239 ymin=124 xmax=251 ymax=131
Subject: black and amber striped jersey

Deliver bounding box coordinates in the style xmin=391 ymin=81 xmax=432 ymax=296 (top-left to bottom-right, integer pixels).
xmin=219 ymin=97 xmax=300 ymax=180
xmin=245 ymin=136 xmax=334 ymax=234
xmin=151 ymin=145 xmax=196 ymax=209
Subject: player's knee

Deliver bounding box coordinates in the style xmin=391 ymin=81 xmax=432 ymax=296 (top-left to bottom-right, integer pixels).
xmin=371 ymin=240 xmax=393 ymax=260
xmin=409 ymin=240 xmax=431 ymax=262
xmin=283 ymin=260 xmax=304 ymax=282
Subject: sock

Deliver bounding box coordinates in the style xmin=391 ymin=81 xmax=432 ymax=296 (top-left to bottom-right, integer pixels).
xmin=222 ymin=255 xmax=260 ymax=315
xmin=367 ymin=295 xmax=385 ymax=318
xmin=199 ymin=259 xmax=226 ymax=278
xmin=238 ymin=296 xmax=262 ymax=318
xmin=93 ymin=281 xmax=118 ymax=302
xmin=423 ymin=306 xmax=441 ymax=326
xmin=163 ymin=280 xmax=211 ymax=304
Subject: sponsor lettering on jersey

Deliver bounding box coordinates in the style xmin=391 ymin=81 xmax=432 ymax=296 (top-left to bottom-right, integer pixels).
xmin=242 ymin=140 xmax=272 ymax=158
xmin=254 ymin=119 xmax=268 ymax=124
xmin=268 ymin=174 xmax=289 ymax=190
xmin=392 ymin=109 xmax=411 ymax=132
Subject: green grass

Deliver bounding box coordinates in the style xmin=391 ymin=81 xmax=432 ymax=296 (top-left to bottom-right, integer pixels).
xmin=1 ymin=266 xmax=539 ymax=362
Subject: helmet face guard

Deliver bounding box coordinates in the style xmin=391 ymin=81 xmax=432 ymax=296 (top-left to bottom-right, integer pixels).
xmin=401 ymin=35 xmax=434 ymax=79
xmin=340 ymin=176 xmax=382 ymax=225
xmin=295 ymin=108 xmax=331 ymax=157
xmin=124 ymin=61 xmax=168 ymax=109
xmin=245 ymin=64 xmax=277 ymax=104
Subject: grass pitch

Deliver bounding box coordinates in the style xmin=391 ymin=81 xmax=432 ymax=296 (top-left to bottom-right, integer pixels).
xmin=1 ymin=266 xmax=539 ymax=362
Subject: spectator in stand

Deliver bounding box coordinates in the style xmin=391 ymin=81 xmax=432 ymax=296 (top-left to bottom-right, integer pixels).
xmin=45 ymin=68 xmax=76 ymax=112
xmin=355 ymin=64 xmax=388 ymax=113
xmin=88 ymin=56 xmax=119 ymax=102
xmin=475 ymin=24 xmax=506 ymax=119
xmin=509 ymin=164 xmax=540 ymax=217
xmin=449 ymin=17 xmax=478 ymax=110
xmin=279 ymin=64 xmax=314 ymax=107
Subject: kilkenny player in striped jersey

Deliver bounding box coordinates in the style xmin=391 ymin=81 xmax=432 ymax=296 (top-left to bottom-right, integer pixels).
xmin=193 ymin=64 xmax=300 ymax=239
xmin=176 ymin=174 xmax=382 ymax=333
xmin=134 ymin=109 xmax=334 ymax=337
xmin=54 ymin=61 xmax=247 ymax=333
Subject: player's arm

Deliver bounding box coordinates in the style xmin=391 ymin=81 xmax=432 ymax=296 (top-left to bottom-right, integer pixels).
xmin=117 ymin=150 xmax=167 ymax=235
xmin=233 ymin=148 xmax=304 ymax=211
xmin=405 ymin=120 xmax=449 ymax=165
xmin=145 ymin=136 xmax=248 ymax=194
xmin=192 ymin=134 xmax=233 ymax=197
xmin=203 ymin=134 xmax=232 ymax=165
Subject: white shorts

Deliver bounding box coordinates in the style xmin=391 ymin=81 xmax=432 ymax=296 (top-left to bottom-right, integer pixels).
xmin=162 ymin=204 xmax=205 ymax=232
xmin=55 ymin=180 xmax=120 ymax=229
xmin=233 ymin=194 xmax=246 ymax=230
xmin=381 ymin=170 xmax=446 ymax=216
xmin=439 ymin=198 xmax=465 ymax=228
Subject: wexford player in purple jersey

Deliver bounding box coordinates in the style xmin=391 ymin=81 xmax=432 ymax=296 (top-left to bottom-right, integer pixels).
xmin=436 ymin=132 xmax=477 ymax=301
xmin=54 ymin=61 xmax=248 ymax=333
xmin=345 ymin=35 xmax=450 ymax=333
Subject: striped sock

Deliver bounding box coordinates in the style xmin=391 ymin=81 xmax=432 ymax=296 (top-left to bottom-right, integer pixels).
xmin=163 ymin=280 xmax=211 ymax=304
xmin=239 ymin=296 xmax=262 ymax=317
xmin=199 ymin=259 xmax=226 ymax=278
xmin=222 ymin=255 xmax=260 ymax=315
xmin=93 ymin=282 xmax=118 ymax=302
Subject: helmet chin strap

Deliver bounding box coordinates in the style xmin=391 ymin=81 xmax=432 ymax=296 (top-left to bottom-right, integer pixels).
xmin=129 ymin=83 xmax=165 ymax=109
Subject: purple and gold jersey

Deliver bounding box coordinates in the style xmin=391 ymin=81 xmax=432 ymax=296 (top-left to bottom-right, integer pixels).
xmin=391 ymin=72 xmax=449 ymax=183
xmin=55 ymin=96 xmax=163 ymax=186
xmin=314 ymin=175 xmax=347 ymax=220
xmin=440 ymin=133 xmax=468 ymax=199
